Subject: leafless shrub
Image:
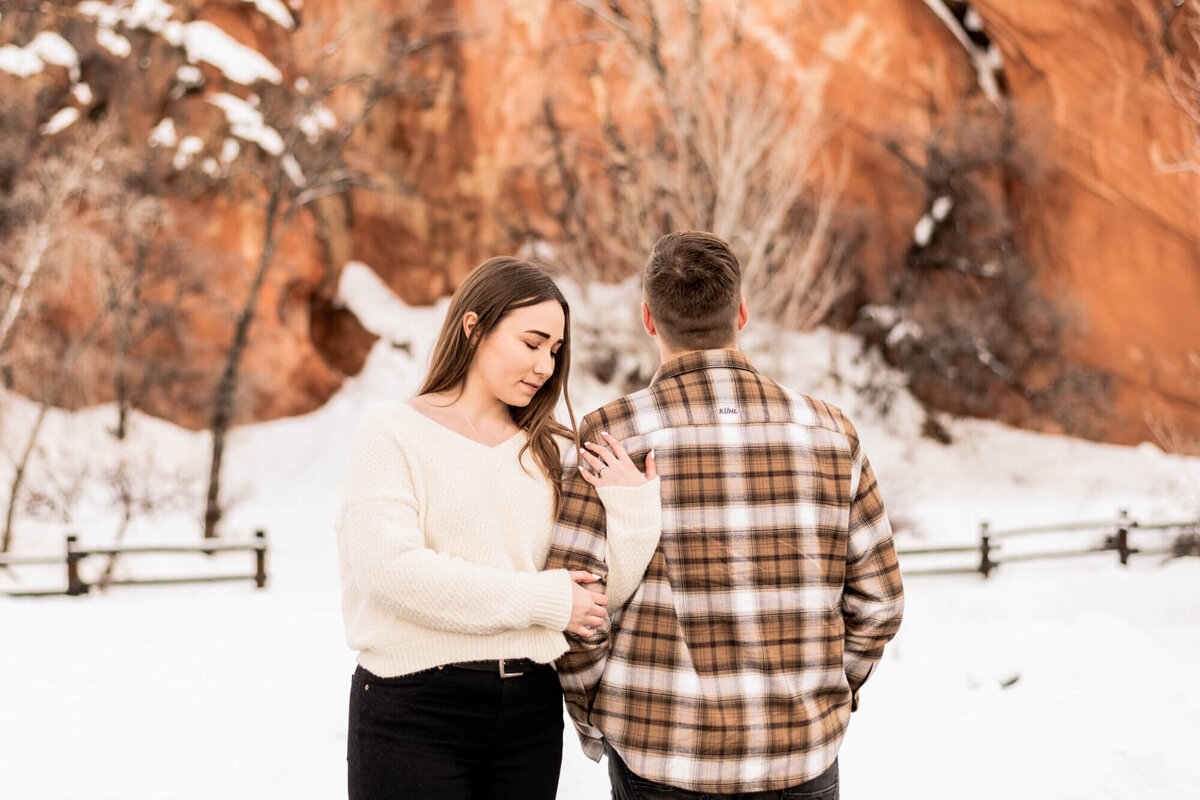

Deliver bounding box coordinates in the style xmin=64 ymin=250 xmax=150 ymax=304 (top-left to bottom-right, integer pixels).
xmin=856 ymin=106 xmax=1113 ymax=438
xmin=198 ymin=11 xmax=463 ymax=539
xmin=1139 ymin=0 xmax=1200 ymax=174
xmin=518 ymin=0 xmax=858 ymax=338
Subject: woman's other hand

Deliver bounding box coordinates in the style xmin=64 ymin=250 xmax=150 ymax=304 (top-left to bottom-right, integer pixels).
xmin=578 ymin=432 xmax=657 ymax=488
xmin=566 ymin=570 xmax=608 ymax=637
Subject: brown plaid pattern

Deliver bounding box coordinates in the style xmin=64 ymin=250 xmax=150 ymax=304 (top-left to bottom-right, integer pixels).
xmin=545 ymin=349 xmax=903 ymax=793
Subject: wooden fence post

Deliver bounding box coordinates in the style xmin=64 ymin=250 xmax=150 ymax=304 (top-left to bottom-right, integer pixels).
xmin=254 ymin=529 xmax=267 ymax=589
xmin=1115 ymin=509 xmax=1132 ymax=566
xmin=66 ymin=535 xmax=88 ymax=596
xmin=978 ymin=522 xmax=995 ymax=578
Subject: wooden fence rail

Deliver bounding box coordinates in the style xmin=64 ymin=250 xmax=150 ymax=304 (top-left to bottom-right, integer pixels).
xmin=0 ymin=530 xmax=268 ymax=597
xmin=898 ymin=511 xmax=1199 ymax=578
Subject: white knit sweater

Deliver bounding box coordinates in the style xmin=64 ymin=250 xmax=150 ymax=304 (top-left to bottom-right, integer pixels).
xmin=336 ymin=402 xmax=662 ymax=678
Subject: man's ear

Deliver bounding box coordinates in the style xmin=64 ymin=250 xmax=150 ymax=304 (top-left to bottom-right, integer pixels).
xmin=461 ymin=311 xmax=479 ymax=342
xmin=641 ymin=301 xmax=658 ymax=337
xmin=736 ymin=297 xmax=749 ymax=331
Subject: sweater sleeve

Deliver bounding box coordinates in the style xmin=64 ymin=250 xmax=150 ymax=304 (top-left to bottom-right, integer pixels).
xmin=337 ymin=406 xmax=575 ymax=635
xmin=596 ymin=478 xmax=662 ymax=606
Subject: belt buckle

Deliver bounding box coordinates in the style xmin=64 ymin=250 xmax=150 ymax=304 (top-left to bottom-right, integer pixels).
xmin=498 ymin=659 xmax=522 ymax=679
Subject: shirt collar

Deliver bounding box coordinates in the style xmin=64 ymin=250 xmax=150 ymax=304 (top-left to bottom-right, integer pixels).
xmin=650 ymin=348 xmax=760 ymax=386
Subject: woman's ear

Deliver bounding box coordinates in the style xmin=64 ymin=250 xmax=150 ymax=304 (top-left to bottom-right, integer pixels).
xmin=461 ymin=311 xmax=479 ymax=342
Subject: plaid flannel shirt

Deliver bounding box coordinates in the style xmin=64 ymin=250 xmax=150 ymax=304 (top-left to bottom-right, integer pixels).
xmin=545 ymin=349 xmax=903 ymax=793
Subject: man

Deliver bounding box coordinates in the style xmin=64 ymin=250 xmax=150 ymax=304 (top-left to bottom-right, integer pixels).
xmin=546 ymin=231 xmax=904 ymax=799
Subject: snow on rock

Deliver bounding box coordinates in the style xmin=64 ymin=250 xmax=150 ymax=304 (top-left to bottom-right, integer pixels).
xmin=245 ymin=0 xmax=296 ymax=30
xmin=207 ymin=92 xmax=284 ymax=155
xmin=177 ymin=21 xmax=282 ymax=85
xmin=985 ymin=42 xmax=1004 ymax=71
xmin=336 ymin=262 xmax=417 ymax=343
xmin=41 ymin=107 xmax=81 ymax=135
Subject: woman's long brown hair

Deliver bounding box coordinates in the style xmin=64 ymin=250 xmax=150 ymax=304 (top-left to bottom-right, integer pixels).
xmin=417 ymin=257 xmax=579 ymax=513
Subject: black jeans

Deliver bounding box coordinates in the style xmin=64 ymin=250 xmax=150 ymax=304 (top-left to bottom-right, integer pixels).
xmin=347 ymin=663 xmax=563 ymax=800
xmin=607 ymin=745 xmax=839 ymax=800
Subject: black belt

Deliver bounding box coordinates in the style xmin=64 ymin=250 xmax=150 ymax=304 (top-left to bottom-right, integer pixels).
xmin=446 ymin=658 xmax=539 ymax=678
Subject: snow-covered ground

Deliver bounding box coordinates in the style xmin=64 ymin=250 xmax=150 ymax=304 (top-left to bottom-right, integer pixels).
xmin=2 ymin=273 xmax=1198 ymax=798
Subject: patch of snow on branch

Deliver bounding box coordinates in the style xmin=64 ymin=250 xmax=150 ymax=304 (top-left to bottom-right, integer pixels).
xmin=78 ymin=0 xmax=174 ymax=34
xmin=79 ymin=3 xmax=281 ymax=86
xmin=177 ymin=21 xmax=282 ymax=85
xmin=175 ymin=64 xmax=203 ymax=86
xmin=34 ymin=32 xmax=81 ymax=81
xmin=148 ymin=118 xmax=178 ymax=148
xmin=860 ymin=304 xmax=901 ymax=328
xmin=245 ymin=0 xmax=295 ymax=30
xmin=886 ymin=319 xmax=923 ymax=348
xmin=41 ymin=107 xmax=81 ymax=135
xmin=0 ymin=44 xmax=44 ymax=77
xmin=0 ymin=32 xmax=80 ymax=80
xmin=96 ymin=28 xmax=133 ymax=57
xmin=172 ymin=135 xmax=204 ymax=170
xmin=207 ymin=93 xmax=284 ymax=155
xmin=298 ymin=105 xmax=338 ymax=143
xmin=931 ymin=195 xmax=954 ymax=221
xmin=220 ymin=138 xmax=241 ymax=165
xmin=914 ymin=214 xmax=936 ymax=247
xmin=281 ymin=154 xmax=305 ymax=185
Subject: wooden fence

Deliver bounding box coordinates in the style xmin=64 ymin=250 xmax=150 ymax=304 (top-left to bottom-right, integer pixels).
xmin=898 ymin=511 xmax=1200 ymax=578
xmin=0 ymin=530 xmax=268 ymax=597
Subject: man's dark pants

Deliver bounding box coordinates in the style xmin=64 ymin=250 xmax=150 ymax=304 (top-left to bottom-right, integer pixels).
xmin=607 ymin=744 xmax=839 ymax=800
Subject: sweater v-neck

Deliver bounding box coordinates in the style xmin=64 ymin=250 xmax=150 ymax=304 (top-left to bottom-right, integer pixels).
xmin=400 ymin=401 xmax=525 ymax=452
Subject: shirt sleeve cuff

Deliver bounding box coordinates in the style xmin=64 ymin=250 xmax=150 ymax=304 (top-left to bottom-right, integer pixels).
xmin=596 ymin=477 xmax=661 ymax=534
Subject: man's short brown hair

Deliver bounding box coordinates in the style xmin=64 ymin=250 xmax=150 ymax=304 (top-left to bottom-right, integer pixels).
xmin=643 ymin=231 xmax=742 ymax=350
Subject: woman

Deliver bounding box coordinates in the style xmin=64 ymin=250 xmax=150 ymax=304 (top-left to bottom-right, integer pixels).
xmin=336 ymin=257 xmax=661 ymax=800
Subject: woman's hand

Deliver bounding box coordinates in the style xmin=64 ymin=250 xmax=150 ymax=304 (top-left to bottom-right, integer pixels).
xmin=567 ymin=570 xmax=609 ymax=637
xmin=578 ymin=432 xmax=657 ymax=488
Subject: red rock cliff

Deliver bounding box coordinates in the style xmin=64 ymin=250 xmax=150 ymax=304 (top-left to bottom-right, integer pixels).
xmin=1 ymin=0 xmax=1196 ymax=446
